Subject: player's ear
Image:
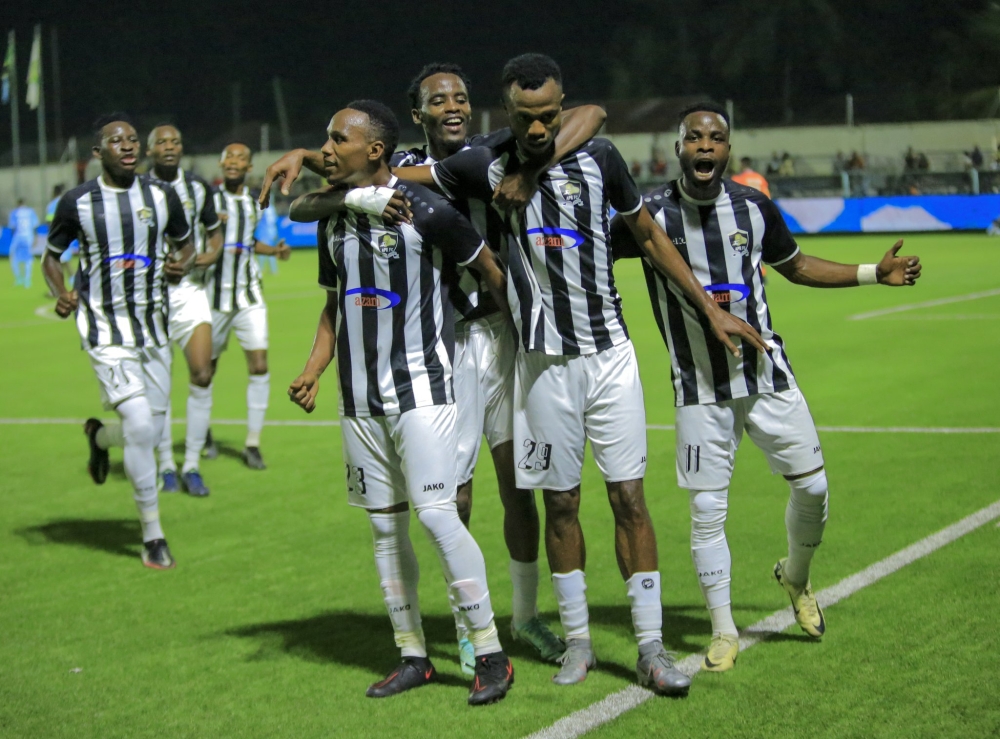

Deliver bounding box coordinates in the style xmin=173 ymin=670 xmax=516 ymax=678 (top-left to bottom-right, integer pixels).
xmin=92 ymin=145 xmax=102 ymax=159
xmin=369 ymin=140 xmax=385 ymax=163
xmin=674 ymin=140 xmax=680 ymax=158
xmin=411 ymin=108 xmax=422 ymax=125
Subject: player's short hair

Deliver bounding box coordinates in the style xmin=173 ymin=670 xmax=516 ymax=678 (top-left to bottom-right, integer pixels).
xmin=220 ymin=143 xmax=253 ymax=162
xmin=677 ymin=101 xmax=730 ymax=132
xmin=93 ymin=112 xmax=137 ymax=145
xmin=501 ymin=53 xmax=562 ymax=95
xmin=344 ymin=99 xmax=399 ymax=162
xmin=407 ymin=62 xmax=472 ymax=109
xmin=147 ymin=122 xmax=181 ymax=149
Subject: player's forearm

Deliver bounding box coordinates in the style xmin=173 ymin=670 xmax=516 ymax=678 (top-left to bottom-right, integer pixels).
xmin=778 ymin=254 xmax=864 ymax=288
xmin=393 ymin=165 xmax=436 ymax=188
xmin=294 ymin=149 xmax=326 ymax=177
xmin=628 ymin=212 xmax=717 ymax=315
xmin=474 ymin=249 xmax=513 ymax=326
xmin=290 ymin=188 xmax=349 ymax=223
xmin=42 ymin=252 xmax=68 ymax=295
xmin=551 ymin=105 xmax=606 ymax=164
xmin=303 ymin=304 xmax=338 ymax=377
xmin=195 ymin=228 xmax=223 ymax=266
xmin=253 ymin=241 xmax=281 ymax=256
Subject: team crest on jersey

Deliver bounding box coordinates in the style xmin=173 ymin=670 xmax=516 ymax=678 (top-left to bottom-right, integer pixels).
xmin=182 ymin=198 xmax=194 ymax=213
xmin=376 ymin=233 xmax=400 ymax=259
xmin=136 ymin=207 xmax=153 ymax=225
xmin=559 ymin=180 xmax=584 ymax=207
xmin=728 ymin=229 xmax=750 ymax=256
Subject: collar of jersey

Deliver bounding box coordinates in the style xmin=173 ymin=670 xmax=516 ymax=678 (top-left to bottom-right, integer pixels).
xmin=677 ymin=178 xmax=723 ymax=206
xmin=99 ymin=175 xmax=135 ymax=193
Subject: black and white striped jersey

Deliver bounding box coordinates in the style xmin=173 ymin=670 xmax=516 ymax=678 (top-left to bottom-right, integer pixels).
xmin=317 ymin=176 xmax=486 ymax=418
xmin=391 ymin=129 xmax=511 ymax=322
xmin=143 ymin=168 xmax=218 ymax=255
xmin=209 ymin=185 xmax=263 ymax=313
xmin=432 ymin=137 xmax=641 ymax=356
xmin=46 ymin=175 xmax=191 ymax=349
xmin=610 ymin=180 xmax=799 ymax=407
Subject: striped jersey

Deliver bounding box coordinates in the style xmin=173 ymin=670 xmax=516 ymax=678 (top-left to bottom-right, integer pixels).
xmin=391 ymin=129 xmax=511 ymax=322
xmin=317 ymin=175 xmax=486 ymax=418
xmin=432 ymin=137 xmax=641 ymax=356
xmin=210 ymin=185 xmax=264 ymax=313
xmin=46 ymin=175 xmax=191 ymax=349
xmin=610 ymin=180 xmax=799 ymax=407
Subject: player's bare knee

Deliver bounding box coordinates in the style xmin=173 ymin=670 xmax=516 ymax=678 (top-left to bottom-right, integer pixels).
xmin=189 ymin=365 xmax=213 ymax=388
xmin=456 ymin=482 xmax=472 ymax=525
xmin=543 ymin=489 xmax=580 ymax=529
xmin=607 ymin=479 xmax=649 ymax=523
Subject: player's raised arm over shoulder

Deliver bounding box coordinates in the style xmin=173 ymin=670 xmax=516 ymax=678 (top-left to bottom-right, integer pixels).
xmin=425 ymin=146 xmax=498 ymax=203
xmin=259 ymin=148 xmax=327 ymax=208
xmin=290 ymin=184 xmax=412 ymax=225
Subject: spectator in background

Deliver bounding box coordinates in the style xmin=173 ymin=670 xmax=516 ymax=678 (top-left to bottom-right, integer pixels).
xmin=7 ymin=199 xmax=39 ymax=289
xmin=255 ymin=202 xmax=281 ymax=275
xmin=904 ymin=147 xmax=917 ymax=172
xmin=766 ymin=151 xmax=781 ymax=175
xmin=971 ymin=145 xmax=984 ymax=170
xmin=778 ymin=152 xmax=795 ymax=176
xmin=731 ymin=156 xmax=771 ymax=197
xmin=833 ymin=151 xmax=846 ymax=173
xmin=847 ymin=151 xmax=866 ymax=171
xmin=917 ymin=152 xmax=930 ymax=171
xmin=631 ymin=159 xmax=643 ymax=179
xmin=650 ymin=145 xmax=668 ymax=177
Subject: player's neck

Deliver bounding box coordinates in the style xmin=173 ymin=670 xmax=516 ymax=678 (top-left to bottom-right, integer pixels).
xmin=679 ymin=175 xmax=722 ymax=204
xmin=223 ymin=178 xmax=246 ymax=195
xmin=426 ymin=134 xmax=464 ymax=164
xmin=101 ymin=169 xmax=135 ymax=190
xmin=352 ymin=163 xmax=393 ymax=189
xmin=153 ymin=164 xmax=179 ymax=183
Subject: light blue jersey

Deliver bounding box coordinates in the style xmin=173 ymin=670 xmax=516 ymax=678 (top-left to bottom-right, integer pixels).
xmin=255 ymin=203 xmax=280 ymax=275
xmin=9 ymin=206 xmax=39 ymax=239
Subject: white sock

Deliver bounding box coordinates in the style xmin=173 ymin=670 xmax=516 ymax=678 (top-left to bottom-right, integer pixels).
xmin=118 ymin=397 xmax=163 ymax=542
xmin=552 ymin=570 xmax=590 ymax=640
xmin=183 ymin=384 xmax=213 ymax=473
xmin=157 ymin=405 xmax=176 ymax=471
xmin=691 ymin=489 xmax=737 ymax=637
xmin=784 ymin=470 xmax=829 ymax=587
xmin=448 ymin=588 xmax=468 ymax=642
xmin=96 ymin=422 xmax=124 ymax=450
xmin=626 ymin=572 xmax=663 ymax=646
xmin=509 ymin=559 xmax=539 ymax=629
xmin=468 ymin=621 xmax=502 ymax=657
xmin=369 ymin=511 xmax=426 ymax=658
xmin=245 ymin=373 xmax=269 ymax=448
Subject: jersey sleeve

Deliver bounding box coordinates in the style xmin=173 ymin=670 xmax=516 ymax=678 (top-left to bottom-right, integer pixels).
xmin=164 ymin=188 xmax=192 ymax=241
xmin=468 ymin=127 xmax=514 ymax=149
xmin=421 ymin=200 xmax=486 ymax=267
xmin=46 ymin=195 xmax=80 ymax=255
xmin=317 ymin=218 xmax=337 ymax=291
xmin=430 ymin=146 xmax=496 ymax=203
xmin=601 ymin=141 xmax=642 ymax=216
xmin=198 ymin=180 xmax=221 ymax=230
xmin=758 ymin=198 xmax=800 ymax=265
xmin=608 ymin=213 xmax=643 ymax=261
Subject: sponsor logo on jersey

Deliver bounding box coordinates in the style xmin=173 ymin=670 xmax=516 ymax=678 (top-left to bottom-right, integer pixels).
xmin=103 ymin=253 xmax=153 ymax=269
xmin=224 ymin=242 xmax=252 ymax=252
xmin=345 ymin=286 xmax=401 ymax=310
xmin=526 ymin=227 xmax=584 ymax=250
xmin=705 ymin=283 xmax=751 ymax=304
xmin=559 ymin=180 xmax=584 ymax=207
xmin=376 ymin=232 xmax=400 ymax=260
xmin=728 ymin=229 xmax=750 ymax=256
xmin=136 ymin=207 xmax=153 ymax=226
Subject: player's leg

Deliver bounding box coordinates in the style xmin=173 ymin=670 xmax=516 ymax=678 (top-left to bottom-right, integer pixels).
xmin=745 ymin=388 xmax=828 ymax=637
xmin=233 ymin=304 xmax=270 ymax=469
xmin=22 ymin=241 xmax=34 ymax=288
xmin=156 ymin=403 xmax=179 ymax=492
xmin=11 ymin=237 xmax=30 ymax=286
xmin=203 ymin=310 xmax=233 ymax=460
xmin=174 ymin=284 xmax=215 ymax=494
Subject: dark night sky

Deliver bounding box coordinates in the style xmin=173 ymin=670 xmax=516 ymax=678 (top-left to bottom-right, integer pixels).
xmin=2 ymin=0 xmax=620 ymax=152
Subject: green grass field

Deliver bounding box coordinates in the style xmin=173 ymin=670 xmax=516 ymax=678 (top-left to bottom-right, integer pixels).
xmin=1 ymin=233 xmax=998 ymax=738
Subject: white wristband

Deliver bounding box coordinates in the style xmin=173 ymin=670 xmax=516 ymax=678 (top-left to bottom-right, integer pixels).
xmin=344 ymin=186 xmax=396 ymax=217
xmin=857 ymin=264 xmax=879 ymax=286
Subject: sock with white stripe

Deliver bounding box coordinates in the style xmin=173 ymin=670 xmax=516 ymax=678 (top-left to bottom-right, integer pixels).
xmin=784 ymin=470 xmax=829 ymax=587
xmin=157 ymin=405 xmax=176 ymax=472
xmin=245 ymin=373 xmax=269 ymax=448
xmin=690 ymin=489 xmax=738 ymax=637
xmin=626 ymin=571 xmax=663 ymax=646
xmin=182 ymin=384 xmax=213 ymax=473
xmin=369 ymin=511 xmax=426 ymax=658
xmin=552 ymin=570 xmax=590 ymax=640
xmin=118 ymin=397 xmax=164 ymax=543
xmin=509 ymin=558 xmax=540 ymax=629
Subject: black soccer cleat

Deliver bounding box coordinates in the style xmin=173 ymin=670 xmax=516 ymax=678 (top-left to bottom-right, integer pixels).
xmin=468 ymin=651 xmax=514 ymax=706
xmin=366 ymin=657 xmax=437 ymax=698
xmin=83 ymin=418 xmax=109 ymax=485
xmin=241 ymin=446 xmax=267 ymax=470
xmin=141 ymin=539 xmax=176 ymax=570
xmin=202 ymin=428 xmax=218 ymax=460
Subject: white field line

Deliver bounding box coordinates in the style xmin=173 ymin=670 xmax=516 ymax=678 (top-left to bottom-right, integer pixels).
xmin=525 ymin=499 xmax=1000 ymax=739
xmin=848 ymin=288 xmax=1000 ymax=321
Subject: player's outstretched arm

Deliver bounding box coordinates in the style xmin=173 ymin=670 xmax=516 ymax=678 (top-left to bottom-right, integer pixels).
xmin=259 ymin=149 xmax=327 ymax=208
xmin=392 ymin=164 xmax=436 ymax=189
xmin=773 ymin=239 xmax=921 ymax=288
xmin=42 ymin=251 xmax=77 ymax=317
xmin=623 ymin=205 xmax=767 ymax=358
xmin=289 ymin=291 xmax=338 ymax=413
xmin=254 ymin=239 xmax=292 ymax=261
xmin=290 ymin=185 xmax=412 ymax=225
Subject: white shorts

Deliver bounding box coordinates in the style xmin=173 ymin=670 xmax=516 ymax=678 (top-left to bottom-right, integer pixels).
xmin=674 ymin=387 xmax=825 ymax=490
xmin=88 ymin=344 xmax=171 ymax=413
xmin=340 ymin=404 xmax=459 ymax=510
xmin=513 ymin=340 xmax=647 ymax=491
xmin=167 ymin=278 xmax=212 ymax=349
xmin=211 ymin=303 xmax=268 ymax=359
xmin=454 ymin=312 xmax=516 ymax=485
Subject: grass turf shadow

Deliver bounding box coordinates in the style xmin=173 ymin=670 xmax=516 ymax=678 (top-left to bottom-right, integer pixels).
xmin=14 ymin=518 xmax=141 ymax=559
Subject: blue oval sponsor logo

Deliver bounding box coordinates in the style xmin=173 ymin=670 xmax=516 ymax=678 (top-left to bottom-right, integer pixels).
xmin=102 ymin=253 xmax=153 ymax=269
xmin=705 ymin=283 xmax=751 ymax=304
xmin=345 ymin=286 xmax=401 ymax=310
xmin=225 ymin=242 xmax=252 ymax=252
xmin=526 ymin=227 xmax=584 ymax=250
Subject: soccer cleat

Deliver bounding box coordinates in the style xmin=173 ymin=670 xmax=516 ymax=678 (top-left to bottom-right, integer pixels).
xmin=703 ymin=634 xmax=739 ymax=672
xmin=159 ymin=469 xmax=180 ymax=493
xmin=552 ymin=638 xmax=596 ymax=685
xmin=241 ymin=446 xmax=267 ymax=470
xmin=141 ymin=539 xmax=176 ymax=570
xmin=365 ymin=657 xmax=436 ymax=698
xmin=468 ymin=651 xmax=514 ymax=706
xmin=458 ymin=637 xmax=475 ymax=677
xmin=512 ymin=617 xmax=566 ymax=662
xmin=774 ymin=558 xmax=826 ymax=638
xmin=202 ymin=428 xmax=218 ymax=460
xmin=83 ymin=418 xmax=109 ymax=485
xmin=636 ymin=640 xmax=691 ymax=695
xmin=180 ymin=470 xmax=210 ymax=497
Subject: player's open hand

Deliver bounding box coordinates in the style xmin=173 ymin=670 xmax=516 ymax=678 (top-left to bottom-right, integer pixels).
xmin=493 ymin=171 xmax=538 ymax=212
xmin=288 ymin=372 xmax=320 ymax=413
xmin=275 ymin=239 xmax=292 ymax=261
xmin=707 ymin=306 xmax=767 ymax=358
xmin=381 ymin=190 xmax=412 ymax=225
xmin=260 ymin=150 xmax=307 ymax=208
xmin=877 ymin=240 xmax=921 ymax=286
xmin=55 ymin=290 xmax=78 ymax=318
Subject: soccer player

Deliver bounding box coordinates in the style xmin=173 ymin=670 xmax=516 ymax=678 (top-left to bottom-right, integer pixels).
xmin=42 ymin=113 xmax=194 ymax=570
xmin=143 ymin=124 xmax=223 ymax=496
xmin=420 ymin=54 xmax=765 ymax=694
xmin=8 ymin=199 xmax=39 ymax=288
xmin=609 ymin=102 xmax=921 ymax=672
xmin=255 ymin=202 xmax=280 ymax=274
xmin=281 ymin=62 xmax=604 ymax=673
xmin=730 ymin=156 xmax=770 ymax=197
xmin=288 ymin=100 xmax=514 ymax=705
xmin=206 ymin=143 xmax=290 ymax=470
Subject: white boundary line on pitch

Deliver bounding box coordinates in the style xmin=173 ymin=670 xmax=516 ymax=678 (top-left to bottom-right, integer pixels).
xmin=848 ymin=288 xmax=1000 ymax=321
xmin=525 ymin=498 xmax=1000 ymax=739
xmin=2 ymin=418 xmax=999 ymax=434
